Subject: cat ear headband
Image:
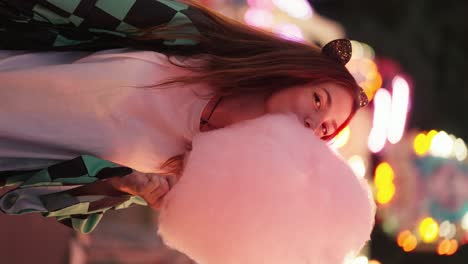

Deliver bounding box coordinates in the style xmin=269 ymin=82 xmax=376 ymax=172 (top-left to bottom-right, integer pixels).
xmin=322 ymin=39 xmax=369 ymax=107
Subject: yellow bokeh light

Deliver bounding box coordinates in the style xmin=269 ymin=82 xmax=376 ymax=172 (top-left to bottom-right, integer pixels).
xmin=402 ymin=234 xmax=418 ymax=252
xmin=413 ymin=133 xmax=430 ymax=156
xmin=436 ymin=239 xmax=459 ymax=256
xmin=374 ymin=162 xmax=395 ymax=187
xmin=376 ymin=183 xmax=396 ymax=204
xmin=427 ymin=130 xmax=438 ymax=143
xmin=419 ymin=217 xmax=439 ymax=243
xmin=368 ymin=260 xmax=381 ymax=264
xmin=332 ymin=126 xmax=351 ymax=149
xmin=446 ymin=240 xmax=459 ymax=255
xmin=437 ymin=239 xmax=451 ymax=255
xmin=397 ymin=230 xmax=412 ymax=247
xmin=368 ymin=73 xmax=382 ymax=100
xmin=358 ymin=58 xmax=377 ymax=76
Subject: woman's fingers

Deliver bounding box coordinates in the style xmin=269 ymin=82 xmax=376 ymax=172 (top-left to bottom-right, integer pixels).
xmin=145 ymin=176 xmax=170 ymax=209
xmin=108 ymin=171 xmax=172 ymax=209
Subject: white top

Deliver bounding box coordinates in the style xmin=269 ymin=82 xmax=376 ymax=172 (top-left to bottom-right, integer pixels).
xmin=0 ymin=49 xmax=212 ymax=173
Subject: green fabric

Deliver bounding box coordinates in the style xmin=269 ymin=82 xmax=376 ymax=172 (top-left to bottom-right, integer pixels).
xmin=82 ymin=155 xmax=119 ymax=176
xmin=72 ymin=213 xmax=104 ymax=234
xmin=0 ymin=0 xmax=202 ymax=51
xmin=0 ymin=156 xmax=140 ymax=233
xmin=0 ymin=0 xmax=201 ymax=233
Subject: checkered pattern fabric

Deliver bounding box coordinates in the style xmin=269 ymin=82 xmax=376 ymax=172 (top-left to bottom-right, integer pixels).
xmin=0 ymin=0 xmax=201 ymax=51
xmin=0 ymin=0 xmax=208 ymax=233
xmin=0 ymin=155 xmax=146 ymax=233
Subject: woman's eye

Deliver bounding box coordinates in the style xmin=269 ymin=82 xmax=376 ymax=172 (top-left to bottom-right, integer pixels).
xmin=314 ymin=93 xmax=321 ymax=109
xmin=321 ymin=124 xmax=329 ymax=136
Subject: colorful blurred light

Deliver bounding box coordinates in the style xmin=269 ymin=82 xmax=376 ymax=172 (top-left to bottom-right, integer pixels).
xmin=351 ymin=256 xmax=369 ymax=264
xmin=437 ymin=239 xmax=451 ymax=255
xmin=332 ymin=125 xmax=351 ymax=149
xmin=374 ymin=162 xmax=396 ymax=205
xmin=447 ymin=240 xmax=459 ymax=255
xmin=454 ymin=138 xmax=467 ymax=161
xmin=382 ymin=215 xmax=399 ymax=234
xmin=247 ymin=0 xmax=273 ymax=8
xmin=350 ymin=41 xmax=364 ymax=60
xmin=272 ymin=0 xmax=314 ymax=19
xmin=358 ymin=59 xmax=377 ymax=77
xmin=273 ymin=23 xmax=304 ymax=41
xmin=397 ymin=230 xmax=412 ymax=247
xmin=368 ymin=89 xmax=392 ymax=153
xmin=376 ymin=184 xmax=395 ymax=205
xmin=361 ymin=43 xmax=376 ymax=60
xmin=356 ymin=59 xmax=381 ymax=101
xmin=374 ymin=162 xmax=394 ymax=186
xmin=437 ymin=239 xmax=459 ymax=255
xmin=413 ymin=133 xmax=430 ymax=156
xmin=418 ymin=217 xmax=439 ymax=243
xmin=397 ymin=230 xmax=418 ymax=252
xmin=388 ymin=76 xmax=410 ymax=144
xmin=243 ymin=8 xmax=274 ymax=28
xmin=368 ymin=260 xmax=381 ymax=264
xmin=461 ymin=212 xmax=468 ymax=231
xmin=430 ymin=131 xmax=453 ymax=158
xmin=348 ymin=155 xmax=366 ymax=179
xmin=439 ymin=221 xmax=456 ymax=239
xmin=427 ymin=130 xmax=438 ymax=142
xmin=463 ymin=232 xmax=468 ymax=245
xmin=402 ymin=234 xmax=418 ymax=252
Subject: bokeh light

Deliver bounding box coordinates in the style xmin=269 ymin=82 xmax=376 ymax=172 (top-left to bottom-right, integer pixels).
xmin=350 ymin=41 xmax=364 ymax=60
xmin=348 ymin=155 xmax=366 ymax=179
xmin=368 ymin=89 xmax=392 ymax=153
xmin=447 ymin=240 xmax=459 ymax=255
xmin=427 ymin=130 xmax=438 ymax=142
xmin=439 ymin=221 xmax=456 ymax=239
xmin=374 ymin=162 xmax=395 ymax=186
xmin=397 ymin=230 xmax=412 ymax=247
xmin=388 ymin=76 xmax=410 ymax=144
xmin=413 ymin=133 xmax=430 ymax=156
xmin=437 ymin=239 xmax=459 ymax=255
xmin=376 ymin=184 xmax=395 ymax=205
xmin=272 ymin=0 xmax=313 ymax=19
xmin=244 ymin=8 xmax=274 ymax=28
xmin=351 ymin=256 xmax=369 ymax=264
xmin=273 ymin=23 xmax=304 ymax=41
xmin=461 ymin=212 xmax=468 ymax=231
xmin=374 ymin=162 xmax=396 ymax=205
xmin=430 ymin=131 xmax=454 ymax=158
xmin=397 ymin=230 xmax=418 ymax=252
xmin=462 ymin=232 xmax=468 ymax=245
xmin=418 ymin=217 xmax=439 ymax=243
xmin=437 ymin=239 xmax=451 ymax=255
xmin=454 ymin=138 xmax=467 ymax=161
xmin=402 ymin=234 xmax=418 ymax=252
xmin=332 ymin=125 xmax=351 ymax=149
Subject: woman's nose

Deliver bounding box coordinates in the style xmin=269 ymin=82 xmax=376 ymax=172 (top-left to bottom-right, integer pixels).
xmin=304 ymin=117 xmax=322 ymax=137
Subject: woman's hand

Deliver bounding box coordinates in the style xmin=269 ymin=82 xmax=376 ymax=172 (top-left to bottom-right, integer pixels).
xmin=108 ymin=171 xmax=172 ymax=210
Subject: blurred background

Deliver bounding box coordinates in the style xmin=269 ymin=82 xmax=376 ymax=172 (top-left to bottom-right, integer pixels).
xmin=1 ymin=0 xmax=467 ymax=263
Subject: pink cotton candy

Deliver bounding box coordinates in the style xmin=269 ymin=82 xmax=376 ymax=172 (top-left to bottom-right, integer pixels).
xmin=158 ymin=114 xmax=375 ymax=264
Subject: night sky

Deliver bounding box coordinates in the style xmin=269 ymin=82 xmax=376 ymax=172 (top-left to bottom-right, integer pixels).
xmin=312 ymin=0 xmax=468 ymax=140
xmin=311 ymin=1 xmax=468 ymax=263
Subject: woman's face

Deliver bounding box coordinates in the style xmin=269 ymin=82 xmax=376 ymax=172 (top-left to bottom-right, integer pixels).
xmin=265 ymin=82 xmax=354 ymax=138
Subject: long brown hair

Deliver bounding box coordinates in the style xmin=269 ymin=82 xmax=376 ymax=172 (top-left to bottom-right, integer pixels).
xmin=133 ymin=0 xmax=361 ymax=176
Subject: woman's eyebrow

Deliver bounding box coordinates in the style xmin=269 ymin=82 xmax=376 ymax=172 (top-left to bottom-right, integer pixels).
xmin=319 ymin=87 xmax=332 ymax=109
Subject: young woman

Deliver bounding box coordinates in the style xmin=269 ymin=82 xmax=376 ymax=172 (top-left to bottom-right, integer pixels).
xmin=0 ymin=0 xmax=369 ymax=232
